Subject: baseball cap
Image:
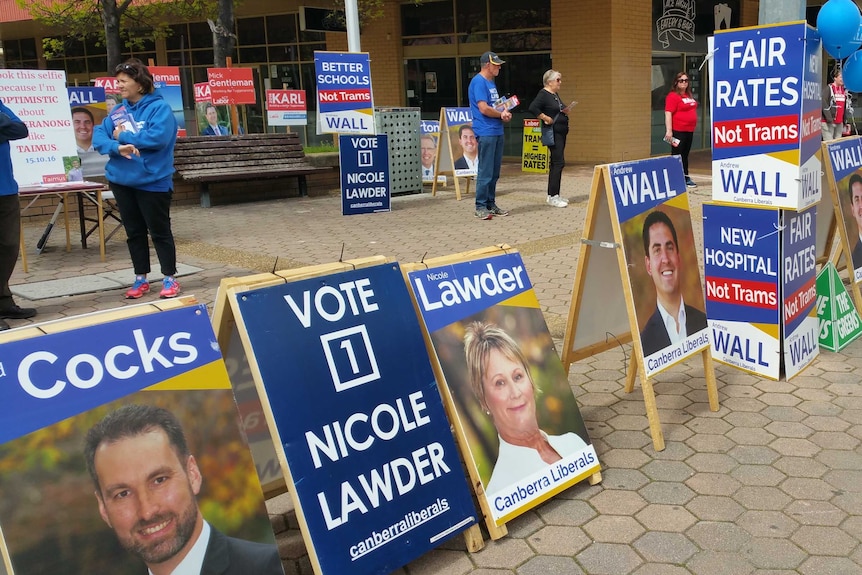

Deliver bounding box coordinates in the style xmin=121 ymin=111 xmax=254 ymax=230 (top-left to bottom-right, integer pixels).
xmin=480 ymin=51 xmax=505 ymax=66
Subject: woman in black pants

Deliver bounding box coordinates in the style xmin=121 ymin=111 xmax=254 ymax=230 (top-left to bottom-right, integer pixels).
xmin=529 ymin=69 xmax=572 ymax=208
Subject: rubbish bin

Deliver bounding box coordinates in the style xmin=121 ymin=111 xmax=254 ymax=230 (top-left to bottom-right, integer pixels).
xmin=374 ymin=107 xmax=422 ymax=195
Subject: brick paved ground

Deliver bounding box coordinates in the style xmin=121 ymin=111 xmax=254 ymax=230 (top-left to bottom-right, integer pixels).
xmin=8 ymin=155 xmax=862 ymax=575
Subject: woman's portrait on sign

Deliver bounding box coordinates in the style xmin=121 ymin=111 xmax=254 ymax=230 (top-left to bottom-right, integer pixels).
xmin=429 ymin=305 xmax=590 ymax=495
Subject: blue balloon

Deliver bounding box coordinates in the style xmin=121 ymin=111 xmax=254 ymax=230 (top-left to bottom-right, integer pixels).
xmin=818 ymin=0 xmax=862 ymax=52
xmin=842 ymin=50 xmax=862 ymax=92
xmin=824 ymin=41 xmax=861 ymax=59
xmin=826 ymin=20 xmax=862 ymax=58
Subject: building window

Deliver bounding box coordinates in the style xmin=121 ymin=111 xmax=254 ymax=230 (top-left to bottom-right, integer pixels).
xmin=4 ymin=38 xmax=38 ymax=69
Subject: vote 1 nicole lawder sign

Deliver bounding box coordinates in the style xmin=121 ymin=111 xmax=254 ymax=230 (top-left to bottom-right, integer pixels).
xmin=340 ymin=134 xmax=390 ymax=215
xmin=234 ymin=262 xmax=476 ymax=575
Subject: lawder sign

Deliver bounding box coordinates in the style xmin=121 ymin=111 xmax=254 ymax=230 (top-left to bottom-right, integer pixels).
xmin=266 ymin=89 xmax=307 ymax=126
xmin=207 ymin=68 xmax=256 ymax=105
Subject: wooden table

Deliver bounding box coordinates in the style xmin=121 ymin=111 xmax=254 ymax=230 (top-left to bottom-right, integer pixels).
xmin=18 ymin=181 xmax=109 ymax=272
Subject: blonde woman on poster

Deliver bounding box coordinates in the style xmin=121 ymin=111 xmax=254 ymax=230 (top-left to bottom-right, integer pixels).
xmin=464 ymin=321 xmax=587 ymax=495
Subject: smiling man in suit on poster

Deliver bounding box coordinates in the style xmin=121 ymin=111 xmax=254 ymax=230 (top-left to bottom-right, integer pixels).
xmin=639 ymin=210 xmax=708 ymax=357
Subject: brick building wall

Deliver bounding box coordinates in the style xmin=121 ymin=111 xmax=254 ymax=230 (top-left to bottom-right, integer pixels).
xmin=559 ymin=0 xmax=653 ymax=164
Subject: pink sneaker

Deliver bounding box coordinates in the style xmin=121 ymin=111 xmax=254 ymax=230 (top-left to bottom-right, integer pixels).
xmin=125 ymin=277 xmax=150 ymax=299
xmin=160 ymin=277 xmax=181 ymax=298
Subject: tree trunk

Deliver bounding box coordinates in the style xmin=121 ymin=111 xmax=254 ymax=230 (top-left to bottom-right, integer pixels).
xmin=101 ymin=0 xmax=124 ymax=71
xmin=213 ymin=0 xmax=235 ymax=66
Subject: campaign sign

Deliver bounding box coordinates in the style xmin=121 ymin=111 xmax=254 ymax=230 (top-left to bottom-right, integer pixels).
xmin=443 ymin=107 xmax=477 ymax=178
xmin=315 ymin=51 xmax=374 ymax=134
xmin=339 ymin=134 xmax=390 ymax=215
xmin=234 ymin=263 xmax=476 ymax=575
xmin=0 ymin=69 xmax=78 ymax=185
xmin=703 ymin=203 xmax=781 ymax=379
xmin=407 ymin=252 xmax=598 ymax=525
xmin=822 ymin=137 xmax=862 ymax=283
xmin=610 ymin=156 xmax=710 ymax=378
xmin=194 ymin=82 xmax=212 ymax=103
xmin=0 ymin=305 xmax=282 ymax=574
xmin=420 ymin=120 xmax=440 ymax=183
xmin=150 ymin=65 xmax=186 ymax=136
xmin=782 ymin=206 xmax=819 ymax=379
xmin=266 ymin=89 xmax=307 ymax=126
xmin=711 ymin=21 xmax=822 ymax=210
xmin=67 ymin=86 xmax=108 ymax=178
xmin=208 ymin=67 xmax=256 ymax=105
xmin=93 ymin=77 xmax=119 ymax=94
xmin=522 ymin=119 xmax=548 ymax=173
xmin=816 ymin=263 xmax=862 ymax=352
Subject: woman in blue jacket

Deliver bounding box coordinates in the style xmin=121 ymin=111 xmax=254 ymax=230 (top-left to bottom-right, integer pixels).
xmin=94 ymin=59 xmax=181 ymax=299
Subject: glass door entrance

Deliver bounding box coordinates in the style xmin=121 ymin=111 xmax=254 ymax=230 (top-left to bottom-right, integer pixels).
xmin=405 ymin=58 xmax=459 ymax=118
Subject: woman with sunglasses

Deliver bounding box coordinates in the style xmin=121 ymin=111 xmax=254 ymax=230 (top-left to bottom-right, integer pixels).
xmin=93 ymin=58 xmax=181 ymax=299
xmin=665 ymin=72 xmax=698 ymax=188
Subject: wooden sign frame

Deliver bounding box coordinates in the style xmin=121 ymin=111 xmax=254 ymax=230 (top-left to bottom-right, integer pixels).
xmin=561 ymin=164 xmax=718 ymax=452
xmin=212 ymin=257 xmax=484 ymax=575
xmin=403 ymin=245 xmax=602 ymax=539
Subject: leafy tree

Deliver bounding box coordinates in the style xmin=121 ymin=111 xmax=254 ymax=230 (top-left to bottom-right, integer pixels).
xmin=17 ymin=0 xmax=224 ymax=70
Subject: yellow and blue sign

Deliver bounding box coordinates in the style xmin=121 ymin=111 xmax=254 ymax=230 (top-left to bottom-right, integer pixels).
xmin=610 ymin=156 xmax=710 ymax=377
xmin=0 ymin=304 xmax=224 ymax=443
xmin=235 ymin=263 xmax=476 ymax=575
xmin=703 ymin=203 xmax=781 ymax=378
xmin=522 ymin=119 xmax=548 ymax=173
xmin=407 ymin=252 xmax=598 ymax=526
xmin=315 ymin=51 xmax=375 ymax=134
xmin=711 ymin=21 xmax=822 ymax=210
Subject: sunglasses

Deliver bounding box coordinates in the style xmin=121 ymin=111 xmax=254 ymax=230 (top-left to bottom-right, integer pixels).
xmin=114 ymin=63 xmax=137 ymax=75
xmin=677 ymin=78 xmax=690 ymax=83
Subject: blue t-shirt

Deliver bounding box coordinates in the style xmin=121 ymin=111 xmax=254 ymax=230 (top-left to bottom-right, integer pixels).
xmin=468 ymin=73 xmax=503 ymax=137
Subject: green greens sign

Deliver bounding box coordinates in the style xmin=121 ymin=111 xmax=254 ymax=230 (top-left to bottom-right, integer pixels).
xmin=816 ymin=263 xmax=862 ymax=352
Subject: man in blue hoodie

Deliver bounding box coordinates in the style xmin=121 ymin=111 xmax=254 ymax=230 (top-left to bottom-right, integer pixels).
xmin=93 ymin=59 xmax=181 ymax=299
xmin=0 ymin=99 xmax=36 ymax=331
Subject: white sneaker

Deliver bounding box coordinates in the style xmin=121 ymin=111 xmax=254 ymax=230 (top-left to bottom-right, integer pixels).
xmin=546 ymin=195 xmax=567 ymax=208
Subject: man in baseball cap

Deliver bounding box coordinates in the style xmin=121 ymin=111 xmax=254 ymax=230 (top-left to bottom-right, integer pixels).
xmin=480 ymin=51 xmax=505 ymax=66
xmin=469 ymin=51 xmax=511 ymax=220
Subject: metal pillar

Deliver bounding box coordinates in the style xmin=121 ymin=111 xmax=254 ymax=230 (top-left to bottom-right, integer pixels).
xmin=759 ymin=0 xmax=806 ymax=24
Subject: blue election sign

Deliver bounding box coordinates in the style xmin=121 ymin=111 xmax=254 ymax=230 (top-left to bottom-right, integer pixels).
xmin=0 ymin=304 xmax=222 ymax=445
xmin=703 ymin=204 xmax=781 ymax=378
xmin=609 ymin=155 xmax=688 ymax=223
xmin=235 ymin=263 xmax=476 ymax=575
xmin=782 ymin=206 xmax=819 ymax=378
xmin=67 ymin=86 xmax=105 ymax=107
xmin=711 ymin=22 xmax=822 ymax=210
xmin=340 ymin=134 xmax=391 ymax=215
xmin=314 ymin=51 xmax=375 ymax=134
xmin=825 ymin=137 xmax=862 ymax=182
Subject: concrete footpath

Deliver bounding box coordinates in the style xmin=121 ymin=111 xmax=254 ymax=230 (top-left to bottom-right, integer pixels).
xmin=9 ymin=157 xmax=862 ymax=575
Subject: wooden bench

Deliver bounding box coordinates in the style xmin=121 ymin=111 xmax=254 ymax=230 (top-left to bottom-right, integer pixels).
xmin=173 ymin=133 xmax=330 ymax=207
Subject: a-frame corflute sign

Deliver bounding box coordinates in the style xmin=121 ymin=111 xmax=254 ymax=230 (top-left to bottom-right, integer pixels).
xmin=214 ymin=259 xmax=479 ymax=575
xmin=562 ymin=157 xmax=719 ymax=451
xmin=404 ymin=246 xmax=601 ymax=536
